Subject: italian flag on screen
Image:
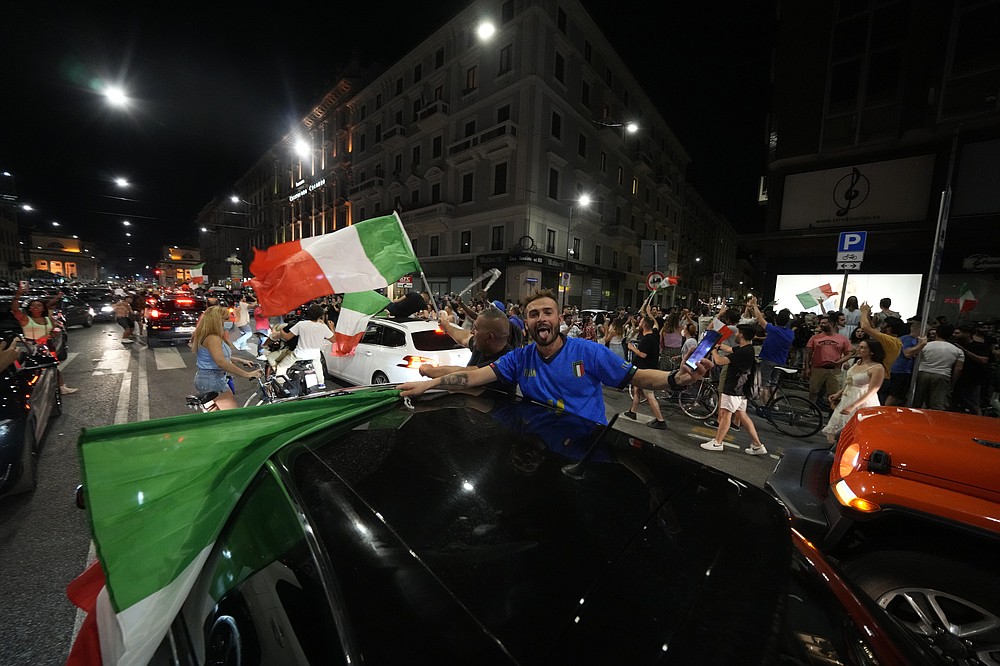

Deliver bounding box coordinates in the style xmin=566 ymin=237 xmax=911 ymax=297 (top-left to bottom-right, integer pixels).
xmin=795 ymin=283 xmax=837 ymax=310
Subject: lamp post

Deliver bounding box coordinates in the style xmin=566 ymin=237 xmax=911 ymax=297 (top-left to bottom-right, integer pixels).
xmin=561 ymin=194 xmax=591 ymax=311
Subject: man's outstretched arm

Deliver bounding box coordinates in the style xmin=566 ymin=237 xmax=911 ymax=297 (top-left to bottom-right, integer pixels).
xmin=400 ymin=364 xmax=500 ymax=397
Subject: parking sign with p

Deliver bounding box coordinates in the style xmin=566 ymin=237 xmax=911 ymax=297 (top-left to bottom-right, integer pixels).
xmin=838 ymin=231 xmax=867 ymax=253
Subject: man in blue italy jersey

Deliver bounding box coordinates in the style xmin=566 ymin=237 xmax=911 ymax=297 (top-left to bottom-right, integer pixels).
xmin=400 ymin=289 xmax=711 ymax=424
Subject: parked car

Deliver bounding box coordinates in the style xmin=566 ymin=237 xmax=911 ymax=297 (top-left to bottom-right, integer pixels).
xmin=766 ymin=406 xmax=1000 ymax=664
xmin=144 ymin=294 xmax=206 ymax=346
xmin=69 ymin=391 xmax=939 ymax=665
xmin=323 ymin=316 xmax=471 ymax=385
xmin=75 ymin=288 xmax=117 ymax=322
xmin=0 ymin=341 xmax=62 ymax=496
xmin=53 ymin=295 xmax=94 ymax=328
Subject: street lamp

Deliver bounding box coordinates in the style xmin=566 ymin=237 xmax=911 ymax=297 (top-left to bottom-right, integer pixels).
xmin=103 ymin=85 xmax=129 ymax=108
xmin=562 ymin=194 xmax=592 ymax=311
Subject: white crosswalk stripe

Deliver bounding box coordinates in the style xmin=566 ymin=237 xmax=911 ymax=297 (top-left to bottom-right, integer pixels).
xmin=91 ymin=349 xmax=132 ymax=376
xmin=152 ymin=347 xmax=187 ymax=370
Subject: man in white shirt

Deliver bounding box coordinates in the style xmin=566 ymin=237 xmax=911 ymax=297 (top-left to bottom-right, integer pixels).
xmin=911 ymin=323 xmax=964 ymax=410
xmin=278 ymin=304 xmax=335 ymax=388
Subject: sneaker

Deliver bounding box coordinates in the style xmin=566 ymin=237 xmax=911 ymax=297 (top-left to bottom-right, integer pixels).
xmin=700 ymin=440 xmax=724 ymax=452
xmin=316 ymin=384 xmax=326 ymax=390
xmin=731 ymin=422 xmax=742 ymax=432
xmin=705 ymin=418 xmax=719 ymax=428
xmin=745 ymin=444 xmax=768 ymax=456
xmin=121 ymin=338 xmax=134 ymax=344
xmin=60 ymin=386 xmax=78 ymax=394
xmin=623 ymin=411 xmax=637 ymax=420
xmin=647 ymin=419 xmax=667 ymax=430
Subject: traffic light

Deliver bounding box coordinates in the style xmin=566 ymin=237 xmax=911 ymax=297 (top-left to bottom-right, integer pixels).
xmin=154 ymin=269 xmax=161 ymax=276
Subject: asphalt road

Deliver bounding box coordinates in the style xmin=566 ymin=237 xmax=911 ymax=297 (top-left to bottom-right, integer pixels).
xmin=0 ymin=323 xmax=829 ymax=665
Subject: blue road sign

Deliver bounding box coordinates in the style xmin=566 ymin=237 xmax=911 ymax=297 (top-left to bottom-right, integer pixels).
xmin=838 ymin=231 xmax=867 ymax=253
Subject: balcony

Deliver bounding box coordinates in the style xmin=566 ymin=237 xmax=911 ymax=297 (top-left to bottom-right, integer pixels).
xmin=382 ymin=124 xmax=407 ymax=149
xmin=631 ymin=149 xmax=654 ymax=174
xmin=602 ymin=223 xmax=640 ymax=250
xmin=348 ymin=176 xmax=384 ymax=196
xmin=416 ymin=99 xmax=450 ymax=133
xmin=400 ymin=202 xmax=455 ymax=235
xmin=446 ymin=121 xmax=519 ymax=165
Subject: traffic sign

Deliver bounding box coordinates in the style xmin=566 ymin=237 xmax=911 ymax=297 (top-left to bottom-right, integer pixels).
xmin=837 ymin=261 xmax=862 ymax=271
xmin=836 ymin=251 xmax=864 ymax=262
xmin=560 ymin=271 xmax=571 ymax=287
xmin=838 ymin=231 xmax=867 ymax=253
xmin=646 ymin=271 xmax=665 ymax=291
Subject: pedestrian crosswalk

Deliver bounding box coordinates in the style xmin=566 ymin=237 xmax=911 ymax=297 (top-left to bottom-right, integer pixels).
xmin=152 ymin=347 xmax=187 ymax=370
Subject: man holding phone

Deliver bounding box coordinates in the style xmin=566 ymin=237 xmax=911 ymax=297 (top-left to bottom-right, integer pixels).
xmin=701 ymin=324 xmax=768 ymax=455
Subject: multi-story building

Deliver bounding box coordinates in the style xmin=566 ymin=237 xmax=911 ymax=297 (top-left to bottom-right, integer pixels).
xmin=752 ymin=0 xmax=999 ymax=319
xmin=155 ymin=245 xmax=204 ymax=287
xmin=202 ymin=0 xmax=741 ymax=309
xmin=26 ymin=232 xmax=100 ymax=281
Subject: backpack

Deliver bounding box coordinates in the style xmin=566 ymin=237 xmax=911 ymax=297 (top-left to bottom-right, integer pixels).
xmin=743 ymin=359 xmax=763 ymax=401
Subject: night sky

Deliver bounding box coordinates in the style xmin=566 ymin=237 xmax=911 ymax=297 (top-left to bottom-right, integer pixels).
xmin=0 ymin=1 xmax=771 ymax=275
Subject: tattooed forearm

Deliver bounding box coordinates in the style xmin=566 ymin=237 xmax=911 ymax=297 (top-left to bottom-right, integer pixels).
xmin=440 ymin=373 xmax=469 ymax=387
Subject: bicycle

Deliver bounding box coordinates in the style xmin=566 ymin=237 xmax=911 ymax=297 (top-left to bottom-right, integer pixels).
xmin=243 ymin=358 xmax=320 ymax=407
xmin=678 ymin=365 xmax=824 ymax=437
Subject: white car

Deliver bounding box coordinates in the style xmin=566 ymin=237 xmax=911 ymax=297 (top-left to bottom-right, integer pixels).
xmin=323 ymin=317 xmax=471 ymax=385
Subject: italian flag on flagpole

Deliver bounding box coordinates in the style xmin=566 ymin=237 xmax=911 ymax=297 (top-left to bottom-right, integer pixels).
xmin=958 ymin=283 xmax=978 ymax=314
xmin=795 ymin=283 xmax=838 ymax=310
xmin=189 ymin=263 xmax=205 ymax=284
xmin=66 ymin=390 xmax=400 ymax=666
xmin=250 ymin=212 xmax=420 ymax=316
xmin=331 ymin=290 xmax=392 ymax=356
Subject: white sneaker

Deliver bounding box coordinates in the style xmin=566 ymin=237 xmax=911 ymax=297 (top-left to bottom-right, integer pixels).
xmin=700 ymin=440 xmax=724 ymax=452
xmin=745 ymin=444 xmax=769 ymax=456
xmin=60 ymin=386 xmax=79 ymax=394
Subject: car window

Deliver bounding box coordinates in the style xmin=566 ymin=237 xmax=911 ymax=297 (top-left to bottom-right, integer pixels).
xmin=360 ymin=322 xmax=382 ymax=346
xmin=411 ymin=329 xmax=464 ymax=351
xmin=381 ymin=326 xmax=405 ymax=348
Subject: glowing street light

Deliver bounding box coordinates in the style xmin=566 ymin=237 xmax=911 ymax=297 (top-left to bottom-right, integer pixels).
xmin=562 ymin=194 xmax=592 ymax=310
xmin=104 ymin=85 xmax=129 ymax=108
xmin=115 ymin=177 xmax=130 ymax=188
xmin=122 ymin=220 xmax=131 ymax=226
xmin=477 ymin=20 xmax=496 ymax=41
xmin=294 ymin=138 xmax=310 ymax=159
xmin=52 ymin=221 xmax=60 ymax=227
xmin=125 ymin=232 xmax=131 ymax=237
xmin=625 ymin=122 xmax=639 ymax=133
xmin=21 ymin=204 xmax=33 ymax=212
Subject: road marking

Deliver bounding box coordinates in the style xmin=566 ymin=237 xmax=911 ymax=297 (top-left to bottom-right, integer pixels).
xmin=153 ymin=347 xmax=187 ymax=370
xmin=69 ymin=541 xmax=97 ymax=651
xmin=136 ymin=355 xmax=150 ymax=422
xmin=93 ymin=349 xmax=131 ymax=376
xmin=60 ymin=351 xmax=80 ymax=370
xmin=115 ymin=373 xmax=132 ymax=424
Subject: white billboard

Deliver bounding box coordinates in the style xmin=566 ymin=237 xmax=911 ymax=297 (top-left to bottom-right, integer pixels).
xmin=773 ymin=273 xmax=923 ymax=319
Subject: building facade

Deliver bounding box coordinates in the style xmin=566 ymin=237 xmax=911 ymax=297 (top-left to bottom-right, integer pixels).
xmin=27 ymin=232 xmax=100 ymax=281
xmin=201 ymin=0 xmax=741 ymax=309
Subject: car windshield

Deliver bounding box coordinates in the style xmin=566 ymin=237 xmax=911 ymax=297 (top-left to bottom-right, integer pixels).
xmin=411 ymin=329 xmax=465 ymax=351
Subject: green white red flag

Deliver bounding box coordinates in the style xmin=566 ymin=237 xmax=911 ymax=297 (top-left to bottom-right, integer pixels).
xmin=249 ymin=213 xmax=420 ymax=316
xmin=66 ymin=390 xmax=399 ymax=666
xmin=795 ymin=283 xmax=838 ymax=310
xmin=959 ymin=283 xmax=978 ymax=314
xmin=331 ymin=291 xmax=392 ymax=356
xmin=189 ymin=263 xmax=205 ymax=284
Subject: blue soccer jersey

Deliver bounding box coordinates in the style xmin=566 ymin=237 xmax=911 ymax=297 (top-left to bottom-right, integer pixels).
xmin=491 ymin=336 xmax=635 ymax=424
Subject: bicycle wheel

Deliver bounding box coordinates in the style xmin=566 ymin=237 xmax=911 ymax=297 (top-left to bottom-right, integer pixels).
xmin=767 ymin=395 xmax=823 ymax=437
xmin=678 ymin=380 xmax=719 ymax=420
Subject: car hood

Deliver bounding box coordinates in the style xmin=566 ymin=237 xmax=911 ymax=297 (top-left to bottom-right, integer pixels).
xmin=843 ymin=407 xmax=1000 ymax=500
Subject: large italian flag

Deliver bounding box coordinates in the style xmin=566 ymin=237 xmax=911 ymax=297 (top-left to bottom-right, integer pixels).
xmin=795 ymin=283 xmax=838 ymax=310
xmin=249 ymin=213 xmax=420 ymax=316
xmin=188 ymin=263 xmax=205 ymax=284
xmin=66 ymin=390 xmax=399 ymax=666
xmin=331 ymin=290 xmax=392 ymax=356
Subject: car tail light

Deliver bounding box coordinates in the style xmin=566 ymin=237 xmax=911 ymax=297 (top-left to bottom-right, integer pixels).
xmin=176 ymin=299 xmax=194 ymax=306
xmin=837 ymin=443 xmax=861 ymax=479
xmin=149 ymin=309 xmax=162 ymax=319
xmin=832 ymin=480 xmax=881 ymax=513
xmin=398 ymin=355 xmax=436 ymax=369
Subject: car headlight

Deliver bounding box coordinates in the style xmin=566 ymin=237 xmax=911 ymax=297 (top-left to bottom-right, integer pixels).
xmin=832 ymin=479 xmax=881 ymax=513
xmin=102 ymin=306 xmax=114 ymax=313
xmin=837 ymin=442 xmax=861 ymax=479
xmin=88 ymin=307 xmax=95 ymax=316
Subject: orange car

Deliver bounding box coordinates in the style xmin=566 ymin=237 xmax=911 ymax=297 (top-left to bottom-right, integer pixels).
xmin=767 ymin=406 xmax=1000 ymax=664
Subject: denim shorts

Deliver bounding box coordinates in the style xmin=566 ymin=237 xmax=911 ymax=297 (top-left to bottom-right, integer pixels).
xmin=194 ymin=370 xmax=232 ymax=394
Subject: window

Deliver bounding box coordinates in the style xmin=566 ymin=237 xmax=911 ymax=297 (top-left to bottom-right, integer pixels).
xmin=584 ymin=40 xmax=592 ymax=63
xmin=375 ymin=123 xmax=382 ymax=142
xmin=359 ymin=207 xmax=366 ymax=222
xmin=498 ymin=45 xmax=512 ymax=75
xmin=412 ymin=99 xmax=421 ymax=121
xmin=434 ymin=85 xmax=443 ymax=100
xmin=411 ymin=189 xmax=420 ymax=205
xmin=414 ymin=63 xmax=422 ymax=83
xmin=382 ymin=326 xmax=405 ymax=347
xmin=612 ymin=251 xmax=618 ymax=270
xmin=394 ymin=153 xmax=403 ymax=174
xmin=615 ymin=205 xmax=622 ymax=224
xmin=600 ymin=151 xmax=607 ymax=173
xmin=359 ymin=133 xmax=366 ymax=152
xmin=501 ymin=0 xmax=514 ymax=23
xmin=464 ymin=120 xmax=476 ymax=137
xmin=581 ymin=81 xmax=590 ymax=106
xmin=605 ymin=67 xmax=612 ymax=86
xmin=360 ymin=104 xmax=367 ymax=120
xmin=374 ymin=202 xmax=381 ymax=213
xmin=557 ymin=7 xmax=567 ymax=33
xmin=631 ymin=177 xmax=638 ymax=195
xmin=577 ymin=133 xmax=587 ymax=157
xmin=412 ymin=145 xmax=421 ymax=166
xmin=393 ymin=195 xmax=402 ymax=210
xmin=432 ymin=135 xmax=443 ymax=158
xmin=462 ymin=172 xmax=474 ymax=203
xmin=396 ymin=77 xmax=403 ymax=95
xmin=492 ymin=225 xmax=504 ymax=251
xmin=645 ymin=189 xmax=650 ymax=205
xmin=617 ymin=166 xmax=623 ymax=184
xmin=551 ymin=111 xmax=562 ymax=140
xmin=375 ymin=93 xmax=382 ymax=109
xmin=554 ymin=52 xmax=565 ymax=83
xmin=572 ymin=237 xmax=581 ymax=258
xmin=465 ymin=65 xmax=478 ymax=92
xmin=461 ymin=230 xmax=471 ymax=254
xmin=395 ymin=109 xmax=403 ymax=125
xmin=435 ymin=47 xmax=445 ymax=68
xmin=493 ymin=162 xmax=508 ymax=195
xmin=548 ymin=168 xmax=559 ymax=200
xmin=497 ymin=104 xmax=510 ymax=123
xmin=594 ymin=244 xmax=602 ymax=265
xmin=431 ymin=182 xmax=441 ymax=203
xmin=430 ymin=236 xmax=440 ymax=256
xmin=627 ymin=255 xmax=633 ymax=272
xmin=629 ymin=213 xmax=635 ymax=229
xmin=546 ymin=228 xmax=556 ymax=254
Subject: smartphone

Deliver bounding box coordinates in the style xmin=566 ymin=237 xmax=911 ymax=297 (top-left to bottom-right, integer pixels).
xmin=684 ymin=326 xmax=733 ymax=370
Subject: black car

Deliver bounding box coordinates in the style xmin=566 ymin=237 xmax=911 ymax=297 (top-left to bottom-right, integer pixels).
xmin=144 ymin=294 xmax=206 ymax=346
xmin=0 ymin=343 xmax=61 ymax=496
xmin=75 ymin=288 xmax=117 ymax=322
xmin=110 ymin=391 xmax=938 ymax=666
xmin=53 ymin=295 xmax=94 ymax=328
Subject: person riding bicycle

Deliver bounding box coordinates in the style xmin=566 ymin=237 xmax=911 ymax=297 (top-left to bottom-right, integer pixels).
xmin=277 ymin=304 xmax=335 ymax=389
xmin=191 ymin=305 xmax=262 ymax=410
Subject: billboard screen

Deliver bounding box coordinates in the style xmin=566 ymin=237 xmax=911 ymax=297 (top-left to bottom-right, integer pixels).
xmin=773 ymin=274 xmax=923 ymax=319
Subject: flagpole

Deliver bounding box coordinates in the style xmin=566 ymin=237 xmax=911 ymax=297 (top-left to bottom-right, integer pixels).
xmin=391 ymin=211 xmax=438 ymax=317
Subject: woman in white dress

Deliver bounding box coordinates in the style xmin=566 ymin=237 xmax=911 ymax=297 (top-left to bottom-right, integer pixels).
xmin=823 ymin=338 xmax=885 ymax=443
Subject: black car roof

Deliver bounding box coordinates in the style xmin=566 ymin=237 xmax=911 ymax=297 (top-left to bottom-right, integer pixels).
xmin=283 ymin=394 xmax=826 ymax=663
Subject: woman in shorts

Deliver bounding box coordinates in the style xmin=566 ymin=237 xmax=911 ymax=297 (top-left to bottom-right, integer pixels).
xmin=191 ymin=305 xmax=262 ymax=410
